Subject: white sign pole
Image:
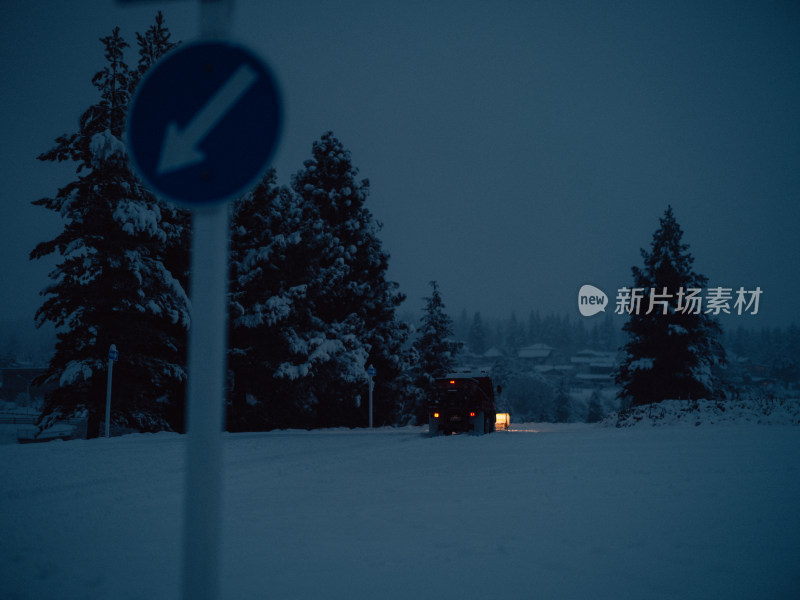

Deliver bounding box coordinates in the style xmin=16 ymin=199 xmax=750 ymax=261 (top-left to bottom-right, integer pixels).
xmin=125 ymin=1 xmax=278 ymax=598
xmin=104 ymin=344 xmax=117 ymax=438
xmin=182 ymin=3 xmax=234 ymax=600
xmin=182 ymin=202 xmax=229 ymax=600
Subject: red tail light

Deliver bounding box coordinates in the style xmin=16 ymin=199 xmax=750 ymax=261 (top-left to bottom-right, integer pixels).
xmin=470 ymin=412 xmax=476 ymax=417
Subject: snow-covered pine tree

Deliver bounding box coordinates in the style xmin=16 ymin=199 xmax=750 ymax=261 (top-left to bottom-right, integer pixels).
xmin=412 ymin=281 xmax=462 ymax=424
xmin=227 ymin=171 xmax=313 ymax=429
xmin=133 ymin=16 xmax=185 ymax=281
xmin=30 ymin=21 xmax=189 ymax=438
xmin=133 ymin=12 xmax=190 ymax=430
xmin=615 ymin=206 xmax=725 ymax=408
xmin=290 ymin=132 xmax=411 ymax=427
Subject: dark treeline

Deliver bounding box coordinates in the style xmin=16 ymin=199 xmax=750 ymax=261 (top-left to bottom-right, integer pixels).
xmin=450 ymin=310 xmax=621 ymax=357
xmin=442 ymin=309 xmax=799 ymax=386
xmin=722 ymin=323 xmax=800 ymax=388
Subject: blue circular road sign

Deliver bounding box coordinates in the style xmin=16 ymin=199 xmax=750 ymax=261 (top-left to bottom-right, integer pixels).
xmin=127 ymin=41 xmax=282 ymax=206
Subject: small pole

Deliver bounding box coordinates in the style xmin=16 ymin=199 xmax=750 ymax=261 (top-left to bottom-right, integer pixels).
xmin=367 ymin=365 xmax=375 ymax=428
xmin=105 ymin=344 xmax=117 ymax=438
xmin=369 ymin=378 xmax=374 ymax=428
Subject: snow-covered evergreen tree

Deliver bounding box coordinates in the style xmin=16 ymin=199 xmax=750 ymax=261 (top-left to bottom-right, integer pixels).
xmin=133 ymin=11 xmax=189 ymax=430
xmin=412 ymin=281 xmax=462 ymax=423
xmin=283 ymin=132 xmax=411 ymax=427
xmin=132 ymin=12 xmax=189 ymax=303
xmin=227 ymin=171 xmax=312 ymax=429
xmin=227 ymin=133 xmax=413 ymax=430
xmin=615 ymin=206 xmax=725 ymax=408
xmin=30 ymin=20 xmax=188 ymax=437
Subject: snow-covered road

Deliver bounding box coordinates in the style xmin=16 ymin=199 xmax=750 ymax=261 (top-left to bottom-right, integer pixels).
xmin=2 ymin=423 xmax=799 ymax=599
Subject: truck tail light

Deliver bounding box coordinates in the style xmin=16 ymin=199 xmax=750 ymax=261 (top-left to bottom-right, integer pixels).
xmin=470 ymin=412 xmax=476 ymax=417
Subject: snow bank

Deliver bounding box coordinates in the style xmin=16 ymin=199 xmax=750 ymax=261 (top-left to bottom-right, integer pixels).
xmin=1 ymin=425 xmax=798 ymax=599
xmin=606 ymin=397 xmax=800 ymax=428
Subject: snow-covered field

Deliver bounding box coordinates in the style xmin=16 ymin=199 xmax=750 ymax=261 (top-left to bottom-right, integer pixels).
xmin=2 ymin=420 xmax=799 ymax=599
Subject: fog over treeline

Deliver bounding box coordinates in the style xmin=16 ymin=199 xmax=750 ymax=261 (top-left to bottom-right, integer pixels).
xmin=408 ymin=307 xmax=799 ymax=377
xmin=4 ymin=311 xmax=799 ymax=375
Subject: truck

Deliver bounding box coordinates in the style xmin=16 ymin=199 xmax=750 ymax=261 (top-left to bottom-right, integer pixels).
xmin=428 ymin=372 xmax=497 ymax=436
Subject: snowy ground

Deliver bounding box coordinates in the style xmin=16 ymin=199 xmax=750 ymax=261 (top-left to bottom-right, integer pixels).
xmin=1 ymin=421 xmax=799 ymax=599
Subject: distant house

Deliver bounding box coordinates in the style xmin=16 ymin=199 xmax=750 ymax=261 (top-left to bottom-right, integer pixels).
xmin=483 ymin=347 xmax=503 ymax=360
xmin=454 ymin=346 xmax=506 ymax=373
xmin=570 ymin=350 xmax=618 ymax=387
xmin=517 ymin=343 xmax=555 ymax=365
xmin=533 ymin=363 xmax=574 ymax=381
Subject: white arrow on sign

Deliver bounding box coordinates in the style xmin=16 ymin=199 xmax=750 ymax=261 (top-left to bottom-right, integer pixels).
xmin=157 ymin=63 xmax=259 ymax=175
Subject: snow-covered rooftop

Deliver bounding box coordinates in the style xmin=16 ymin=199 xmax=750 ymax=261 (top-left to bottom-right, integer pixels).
xmin=517 ymin=343 xmax=554 ymax=359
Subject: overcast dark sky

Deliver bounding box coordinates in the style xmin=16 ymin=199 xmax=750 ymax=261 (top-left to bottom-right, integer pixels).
xmin=2 ymin=0 xmax=798 ymax=337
